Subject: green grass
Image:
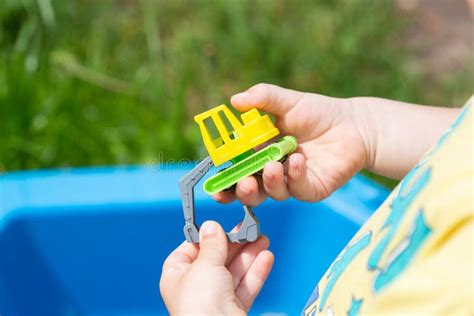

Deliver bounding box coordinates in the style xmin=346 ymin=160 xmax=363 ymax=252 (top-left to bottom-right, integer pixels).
xmin=0 ymin=0 xmax=471 ymax=188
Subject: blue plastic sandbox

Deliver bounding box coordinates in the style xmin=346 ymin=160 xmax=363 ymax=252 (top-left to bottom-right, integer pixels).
xmin=0 ymin=164 xmax=389 ymax=315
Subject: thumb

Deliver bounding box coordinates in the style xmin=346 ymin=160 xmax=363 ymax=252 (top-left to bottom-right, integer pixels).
xmin=197 ymin=221 xmax=228 ymax=266
xmin=230 ymin=83 xmax=304 ymax=116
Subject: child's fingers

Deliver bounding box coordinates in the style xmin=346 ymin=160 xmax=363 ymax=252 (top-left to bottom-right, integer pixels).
xmin=235 ymin=176 xmax=266 ymax=206
xmin=212 ymin=191 xmax=235 ymax=204
xmin=163 ymin=241 xmax=199 ymax=269
xmin=227 ymin=235 xmax=270 ymax=289
xmin=225 ymin=223 xmax=245 ymax=265
xmin=230 ymin=83 xmax=304 ymax=116
xmin=287 ymin=153 xmax=318 ymax=201
xmin=160 ymin=241 xmax=200 ymax=300
xmin=235 ymin=250 xmax=274 ymax=311
xmin=197 ymin=221 xmax=229 ymax=266
xmin=262 ymin=161 xmax=290 ymax=201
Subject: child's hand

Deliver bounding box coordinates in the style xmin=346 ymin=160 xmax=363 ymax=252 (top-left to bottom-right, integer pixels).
xmin=213 ymin=84 xmax=459 ymax=206
xmin=213 ymin=83 xmax=368 ymax=205
xmin=160 ymin=221 xmax=274 ymax=315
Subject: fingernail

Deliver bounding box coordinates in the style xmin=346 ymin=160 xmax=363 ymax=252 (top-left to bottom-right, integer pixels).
xmin=290 ymin=160 xmax=297 ymax=172
xmin=265 ymin=162 xmax=278 ymax=178
xmin=264 ymin=169 xmax=275 ymax=180
xmin=290 ymin=157 xmax=302 ymax=174
xmin=232 ymin=91 xmax=249 ymax=100
xmin=239 ymin=185 xmax=252 ymax=195
xmin=201 ymin=221 xmax=217 ymax=237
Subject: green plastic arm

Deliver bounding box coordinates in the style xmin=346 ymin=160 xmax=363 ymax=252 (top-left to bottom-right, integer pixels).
xmin=203 ymin=136 xmax=297 ymax=194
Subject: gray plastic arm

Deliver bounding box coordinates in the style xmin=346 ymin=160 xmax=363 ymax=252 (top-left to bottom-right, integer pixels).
xmin=179 ymin=157 xmax=213 ymax=243
xmin=227 ymin=205 xmax=260 ymax=244
xmin=179 ymin=157 xmax=261 ymax=244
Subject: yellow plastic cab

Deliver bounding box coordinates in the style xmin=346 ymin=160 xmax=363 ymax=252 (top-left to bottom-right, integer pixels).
xmin=194 ymin=105 xmax=279 ymax=166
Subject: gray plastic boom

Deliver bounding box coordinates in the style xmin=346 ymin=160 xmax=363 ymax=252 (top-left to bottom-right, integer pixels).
xmin=179 ymin=157 xmax=261 ymax=243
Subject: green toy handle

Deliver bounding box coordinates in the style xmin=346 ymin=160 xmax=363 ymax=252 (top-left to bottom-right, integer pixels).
xmin=203 ymin=136 xmax=297 ymax=195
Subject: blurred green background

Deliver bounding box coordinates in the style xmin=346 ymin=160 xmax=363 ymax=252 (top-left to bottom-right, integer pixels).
xmin=0 ymin=0 xmax=472 ymax=186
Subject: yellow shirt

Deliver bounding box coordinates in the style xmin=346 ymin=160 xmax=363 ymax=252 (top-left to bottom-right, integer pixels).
xmin=303 ymin=97 xmax=473 ymax=315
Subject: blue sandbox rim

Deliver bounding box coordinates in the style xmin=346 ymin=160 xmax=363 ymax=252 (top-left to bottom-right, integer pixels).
xmin=0 ymin=163 xmax=390 ymax=229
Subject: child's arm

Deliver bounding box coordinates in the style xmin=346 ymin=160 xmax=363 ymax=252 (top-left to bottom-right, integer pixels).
xmin=349 ymin=96 xmax=459 ymax=179
xmin=213 ymin=84 xmax=459 ymax=205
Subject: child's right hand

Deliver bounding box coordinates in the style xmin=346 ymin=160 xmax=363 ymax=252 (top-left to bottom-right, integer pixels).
xmin=213 ymin=83 xmax=369 ymax=206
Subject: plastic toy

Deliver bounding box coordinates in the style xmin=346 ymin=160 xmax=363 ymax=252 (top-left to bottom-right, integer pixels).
xmin=179 ymin=104 xmax=297 ymax=243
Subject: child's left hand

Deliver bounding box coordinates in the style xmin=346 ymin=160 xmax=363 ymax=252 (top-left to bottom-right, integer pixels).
xmin=160 ymin=221 xmax=274 ymax=315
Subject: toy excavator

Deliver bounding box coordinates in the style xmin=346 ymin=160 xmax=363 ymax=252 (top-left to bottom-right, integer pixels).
xmin=179 ymin=104 xmax=297 ymax=243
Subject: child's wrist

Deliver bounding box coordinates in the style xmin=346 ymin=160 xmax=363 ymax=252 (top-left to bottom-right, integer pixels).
xmin=346 ymin=97 xmax=379 ymax=171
